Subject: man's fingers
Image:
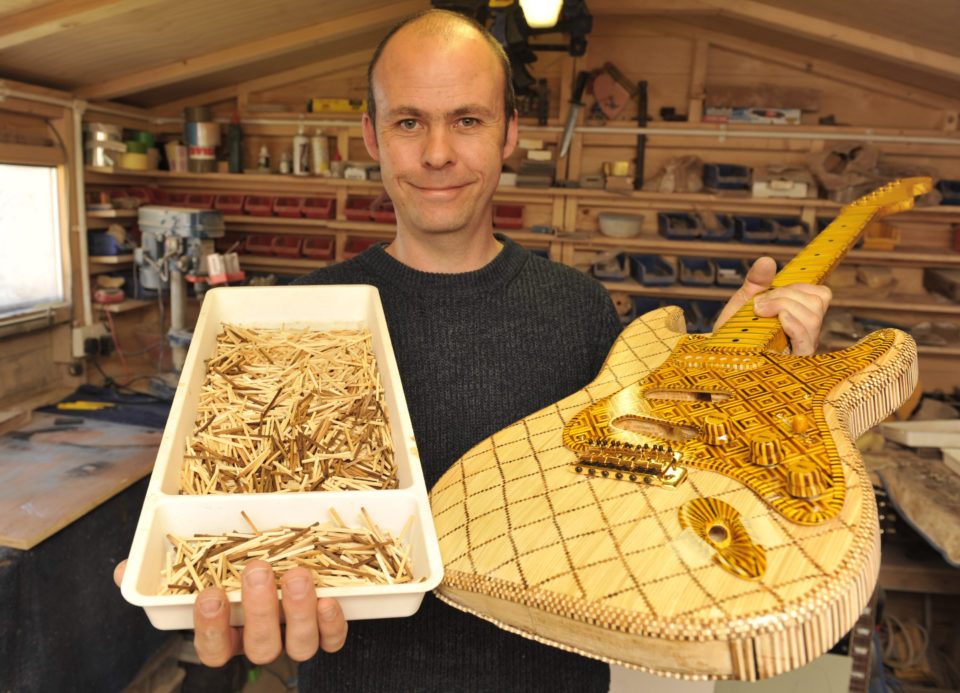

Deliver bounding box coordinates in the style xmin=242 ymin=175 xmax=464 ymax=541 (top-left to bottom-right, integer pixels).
xmin=713 ymin=257 xmax=778 ymax=331
xmin=317 ymin=597 xmax=348 ymax=653
xmin=280 ymin=569 xmax=320 ymax=662
xmin=753 ymin=284 xmax=833 ymax=356
xmin=241 ymin=561 xmax=283 ymax=664
xmin=114 ymin=560 xmax=127 ymax=588
xmin=193 ymin=587 xmax=238 ymax=668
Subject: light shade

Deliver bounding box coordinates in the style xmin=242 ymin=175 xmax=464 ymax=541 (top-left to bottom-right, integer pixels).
xmin=519 ymin=0 xmax=563 ymax=28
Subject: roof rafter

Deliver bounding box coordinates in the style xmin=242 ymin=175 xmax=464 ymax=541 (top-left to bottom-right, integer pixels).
xmin=698 ymin=0 xmax=960 ymax=81
xmin=0 ymin=0 xmax=167 ymax=52
xmin=150 ymin=48 xmax=375 ymax=115
xmin=75 ymin=0 xmax=421 ymax=101
xmin=639 ymin=17 xmax=960 ymax=111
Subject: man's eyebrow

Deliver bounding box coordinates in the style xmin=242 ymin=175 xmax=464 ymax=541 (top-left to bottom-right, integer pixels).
xmin=384 ymin=104 xmax=497 ymax=120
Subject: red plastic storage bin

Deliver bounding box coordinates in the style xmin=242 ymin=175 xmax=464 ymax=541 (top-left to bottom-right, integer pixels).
xmin=246 ymin=234 xmax=274 ymax=255
xmin=168 ymin=191 xmax=190 ymax=207
xmin=244 ymin=195 xmax=274 ymax=216
xmin=303 ymin=237 xmax=334 ymax=260
xmin=273 ymin=196 xmax=305 ymax=218
xmin=345 ymin=196 xmax=376 ymax=221
xmin=303 ymin=197 xmax=335 ymax=219
xmin=186 ymin=193 xmax=214 ymax=209
xmin=214 ymin=194 xmax=245 ymax=215
xmin=271 ymin=236 xmax=303 ymax=257
xmin=371 ymin=198 xmax=396 ymax=224
xmin=215 ymin=233 xmax=246 ymax=254
xmin=343 ymin=237 xmax=377 ymax=259
xmin=493 ymin=204 xmax=524 ymax=229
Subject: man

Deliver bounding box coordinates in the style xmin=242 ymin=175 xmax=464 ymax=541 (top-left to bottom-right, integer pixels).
xmin=117 ymin=9 xmax=830 ymax=691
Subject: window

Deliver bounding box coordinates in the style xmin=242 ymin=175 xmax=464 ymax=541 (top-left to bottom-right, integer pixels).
xmin=0 ymin=163 xmax=65 ymax=318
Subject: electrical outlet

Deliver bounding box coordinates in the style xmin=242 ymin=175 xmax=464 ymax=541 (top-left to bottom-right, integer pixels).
xmin=72 ymin=324 xmax=109 ymax=359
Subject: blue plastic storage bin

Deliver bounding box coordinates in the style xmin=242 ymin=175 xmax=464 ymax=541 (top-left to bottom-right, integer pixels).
xmin=714 ymin=258 xmax=748 ymax=286
xmin=768 ymin=216 xmax=811 ymax=245
xmin=679 ymin=257 xmax=716 ymax=286
xmin=701 ymin=214 xmax=736 ymax=241
xmin=629 ymin=254 xmax=676 ymax=286
xmin=88 ymin=232 xmax=122 ymax=255
xmin=658 ymin=212 xmax=700 ymax=239
xmin=734 ymin=215 xmax=775 ymax=243
xmin=592 ymin=252 xmax=629 ymax=281
xmin=936 ymin=179 xmax=960 ymax=205
xmin=704 ymin=164 xmax=751 ymax=190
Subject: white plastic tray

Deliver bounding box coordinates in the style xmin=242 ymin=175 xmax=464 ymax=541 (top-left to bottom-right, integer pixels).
xmin=121 ymin=285 xmax=443 ymax=630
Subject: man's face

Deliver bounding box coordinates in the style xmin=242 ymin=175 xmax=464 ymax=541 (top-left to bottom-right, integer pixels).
xmin=362 ymin=27 xmax=518 ymax=240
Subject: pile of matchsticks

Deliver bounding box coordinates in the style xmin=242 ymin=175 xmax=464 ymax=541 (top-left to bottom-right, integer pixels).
xmin=180 ymin=325 xmax=398 ymax=494
xmin=161 ymin=509 xmax=418 ymax=595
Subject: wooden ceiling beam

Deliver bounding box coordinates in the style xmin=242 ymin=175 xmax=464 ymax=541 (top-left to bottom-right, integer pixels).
xmin=150 ymin=48 xmax=375 ymax=116
xmin=586 ymin=0 xmax=714 ymax=11
xmin=75 ymin=0 xmax=423 ymax=101
xmin=640 ymin=17 xmax=960 ymax=112
xmin=696 ymin=0 xmax=960 ymax=81
xmin=0 ymin=0 xmax=166 ymax=51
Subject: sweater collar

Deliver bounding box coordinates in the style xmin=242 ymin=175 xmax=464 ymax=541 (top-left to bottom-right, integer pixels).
xmin=355 ymin=233 xmax=528 ymax=296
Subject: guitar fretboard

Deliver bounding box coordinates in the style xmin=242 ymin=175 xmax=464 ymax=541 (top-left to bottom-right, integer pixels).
xmin=707 ymin=177 xmax=932 ymax=352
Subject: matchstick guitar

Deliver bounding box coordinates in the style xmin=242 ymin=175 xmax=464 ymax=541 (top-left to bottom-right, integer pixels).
xmin=429 ymin=178 xmax=932 ymax=680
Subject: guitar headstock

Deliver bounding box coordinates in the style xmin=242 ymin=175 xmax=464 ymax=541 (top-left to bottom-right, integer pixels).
xmin=842 ymin=176 xmax=933 ymax=218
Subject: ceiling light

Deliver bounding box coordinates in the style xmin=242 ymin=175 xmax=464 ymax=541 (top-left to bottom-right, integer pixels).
xmin=519 ymin=0 xmax=563 ymax=28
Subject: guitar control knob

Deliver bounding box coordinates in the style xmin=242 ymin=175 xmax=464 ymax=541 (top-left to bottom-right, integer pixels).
xmin=701 ymin=414 xmax=732 ymax=447
xmin=750 ymin=432 xmax=782 ymax=467
xmin=785 ymin=459 xmax=827 ymax=499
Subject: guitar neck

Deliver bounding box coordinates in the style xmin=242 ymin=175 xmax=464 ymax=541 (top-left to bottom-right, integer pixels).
xmin=707 ymin=177 xmax=932 ymax=353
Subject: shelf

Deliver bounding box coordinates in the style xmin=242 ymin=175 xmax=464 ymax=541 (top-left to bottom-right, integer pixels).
xmin=94 ymin=298 xmax=154 ymax=313
xmin=89 ymin=254 xmax=134 ymax=264
xmin=86 ymin=208 xmax=138 ymax=218
xmin=578 ymin=235 xmax=960 ymax=269
xmin=238 ymin=255 xmax=329 ymax=273
xmin=879 ymin=541 xmax=960 ymax=595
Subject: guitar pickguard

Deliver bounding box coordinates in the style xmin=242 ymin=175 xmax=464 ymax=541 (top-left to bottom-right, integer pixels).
xmin=563 ymin=330 xmax=901 ymax=526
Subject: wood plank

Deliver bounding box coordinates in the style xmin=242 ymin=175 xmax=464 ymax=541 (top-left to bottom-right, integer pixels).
xmin=0 ymin=412 xmax=160 ymax=550
xmin=880 ymin=420 xmax=960 ymax=449
xmin=698 ymin=0 xmax=960 ymax=81
xmin=0 ymin=0 xmax=165 ymax=51
xmin=75 ymin=0 xmax=423 ymax=100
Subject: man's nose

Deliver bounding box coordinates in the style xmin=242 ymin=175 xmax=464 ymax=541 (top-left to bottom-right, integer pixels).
xmin=422 ymin=127 xmax=455 ymax=169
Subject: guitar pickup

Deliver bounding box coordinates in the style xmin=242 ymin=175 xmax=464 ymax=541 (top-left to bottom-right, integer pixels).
xmin=571 ymin=439 xmax=687 ymax=488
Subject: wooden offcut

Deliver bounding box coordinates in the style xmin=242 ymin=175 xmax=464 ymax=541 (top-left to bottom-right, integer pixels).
xmin=180 ymin=325 xmax=397 ymax=494
xmin=160 ymin=508 xmax=417 ymax=594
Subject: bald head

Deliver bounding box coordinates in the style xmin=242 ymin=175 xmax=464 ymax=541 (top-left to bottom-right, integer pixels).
xmin=365 ymin=10 xmax=516 ymax=133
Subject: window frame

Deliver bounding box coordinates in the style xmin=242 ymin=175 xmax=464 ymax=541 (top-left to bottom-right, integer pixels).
xmin=0 ymin=141 xmax=74 ymax=336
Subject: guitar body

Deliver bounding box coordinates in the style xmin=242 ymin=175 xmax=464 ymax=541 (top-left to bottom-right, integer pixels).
xmin=429 ymin=178 xmax=931 ymax=681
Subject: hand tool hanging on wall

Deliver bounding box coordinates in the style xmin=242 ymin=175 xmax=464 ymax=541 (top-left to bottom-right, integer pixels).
xmin=560 ymin=70 xmax=590 ymax=159
xmin=634 ymin=80 xmax=648 ymax=190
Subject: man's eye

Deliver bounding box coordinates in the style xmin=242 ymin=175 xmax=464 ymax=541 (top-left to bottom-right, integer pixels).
xmin=399 ymin=119 xmax=418 ymax=130
xmin=459 ymin=117 xmax=478 ymax=127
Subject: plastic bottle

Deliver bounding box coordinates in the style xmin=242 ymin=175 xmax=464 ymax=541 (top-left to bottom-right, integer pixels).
xmin=292 ymin=124 xmax=309 ymax=176
xmin=279 ymin=151 xmax=292 ymax=174
xmin=257 ymin=145 xmax=270 ymax=172
xmin=227 ymin=110 xmax=243 ymax=173
xmin=310 ymin=129 xmax=329 ymax=176
xmin=330 ymin=149 xmax=344 ymax=178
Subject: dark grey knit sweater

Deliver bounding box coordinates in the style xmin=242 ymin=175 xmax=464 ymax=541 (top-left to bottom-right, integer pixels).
xmin=293 ymin=235 xmax=621 ymax=692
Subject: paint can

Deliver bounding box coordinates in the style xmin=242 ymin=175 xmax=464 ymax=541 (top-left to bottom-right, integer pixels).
xmin=184 ymin=106 xmax=220 ymax=173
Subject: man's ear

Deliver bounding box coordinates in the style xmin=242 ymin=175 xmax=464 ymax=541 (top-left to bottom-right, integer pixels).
xmin=361 ymin=113 xmax=381 ymax=162
xmin=502 ymin=109 xmax=519 ymax=159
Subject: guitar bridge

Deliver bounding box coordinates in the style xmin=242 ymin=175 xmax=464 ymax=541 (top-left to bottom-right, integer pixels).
xmin=571 ymin=439 xmax=687 ymax=488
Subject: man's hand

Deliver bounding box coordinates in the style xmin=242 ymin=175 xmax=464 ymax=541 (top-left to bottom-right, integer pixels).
xmin=713 ymin=257 xmax=832 ymax=356
xmin=114 ymin=559 xmax=348 ymax=666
